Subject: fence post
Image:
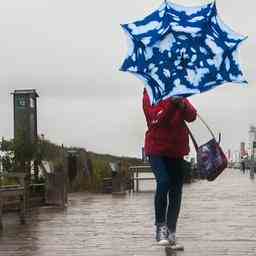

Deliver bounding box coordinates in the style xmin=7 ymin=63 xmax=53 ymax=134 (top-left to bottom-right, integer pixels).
xmin=0 ymin=198 xmax=3 ymax=230
xmin=136 ymin=167 xmax=139 ymax=192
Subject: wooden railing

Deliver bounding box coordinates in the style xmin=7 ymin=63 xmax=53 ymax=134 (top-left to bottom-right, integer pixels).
xmin=129 ymin=165 xmax=154 ymax=192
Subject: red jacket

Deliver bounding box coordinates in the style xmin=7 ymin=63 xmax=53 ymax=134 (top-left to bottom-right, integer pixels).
xmin=143 ymin=90 xmax=197 ymax=158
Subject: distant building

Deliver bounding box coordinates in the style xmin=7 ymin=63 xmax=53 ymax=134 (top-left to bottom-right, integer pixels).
xmin=240 ymin=142 xmax=248 ymax=159
xmin=141 ymin=147 xmax=148 ymax=163
xmin=227 ymin=149 xmax=231 ymax=162
xmin=249 ymin=125 xmax=256 ymax=158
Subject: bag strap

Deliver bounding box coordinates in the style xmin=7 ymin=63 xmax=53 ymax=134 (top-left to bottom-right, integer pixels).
xmin=196 ymin=113 xmax=217 ymax=141
xmin=186 ymin=113 xmax=221 ymax=152
xmin=186 ymin=125 xmax=199 ymax=152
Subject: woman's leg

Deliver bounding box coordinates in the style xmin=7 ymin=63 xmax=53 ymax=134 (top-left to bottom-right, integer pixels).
xmin=148 ymin=156 xmax=170 ymax=226
xmin=166 ymin=158 xmax=184 ymax=233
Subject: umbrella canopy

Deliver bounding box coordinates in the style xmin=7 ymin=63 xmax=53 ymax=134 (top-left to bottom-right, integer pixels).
xmin=120 ymin=1 xmax=247 ymax=105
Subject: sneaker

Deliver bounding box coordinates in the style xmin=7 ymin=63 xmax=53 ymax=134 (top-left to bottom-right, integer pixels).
xmin=168 ymin=231 xmax=176 ymax=245
xmin=156 ymin=225 xmax=169 ymax=246
xmin=169 ymin=243 xmax=184 ymax=251
xmin=165 ymin=243 xmax=184 ymax=253
xmin=167 ymin=232 xmax=184 ymax=250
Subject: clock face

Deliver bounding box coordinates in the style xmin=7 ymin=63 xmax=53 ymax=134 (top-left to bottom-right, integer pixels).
xmin=16 ymin=96 xmax=26 ymax=108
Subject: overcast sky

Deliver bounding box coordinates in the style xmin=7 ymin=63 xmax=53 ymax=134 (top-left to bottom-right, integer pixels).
xmin=0 ymin=0 xmax=255 ymax=158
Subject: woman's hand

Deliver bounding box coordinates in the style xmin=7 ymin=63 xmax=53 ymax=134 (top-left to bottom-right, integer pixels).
xmin=172 ymin=98 xmax=187 ymax=110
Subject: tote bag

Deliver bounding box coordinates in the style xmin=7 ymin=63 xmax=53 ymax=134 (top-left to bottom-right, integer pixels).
xmin=187 ymin=115 xmax=228 ymax=181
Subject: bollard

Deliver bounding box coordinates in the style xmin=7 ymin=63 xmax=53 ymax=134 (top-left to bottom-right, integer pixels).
xmin=250 ymin=168 xmax=255 ymax=179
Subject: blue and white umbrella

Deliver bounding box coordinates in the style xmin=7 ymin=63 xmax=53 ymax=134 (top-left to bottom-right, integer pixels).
xmin=120 ymin=1 xmax=247 ymax=105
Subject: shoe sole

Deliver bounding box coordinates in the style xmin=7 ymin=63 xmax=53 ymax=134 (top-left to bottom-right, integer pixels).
xmin=165 ymin=244 xmax=184 ymax=251
xmin=157 ymin=239 xmax=170 ymax=246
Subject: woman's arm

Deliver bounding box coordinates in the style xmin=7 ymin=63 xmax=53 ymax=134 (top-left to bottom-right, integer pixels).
xmin=143 ymin=90 xmax=177 ymax=128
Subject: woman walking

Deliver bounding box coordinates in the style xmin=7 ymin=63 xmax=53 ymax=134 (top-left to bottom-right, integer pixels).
xmin=143 ymin=89 xmax=197 ymax=248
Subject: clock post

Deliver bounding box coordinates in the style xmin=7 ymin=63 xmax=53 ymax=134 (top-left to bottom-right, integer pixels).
xmin=13 ymin=89 xmax=39 ymax=145
xmin=12 ymin=89 xmax=39 ymax=210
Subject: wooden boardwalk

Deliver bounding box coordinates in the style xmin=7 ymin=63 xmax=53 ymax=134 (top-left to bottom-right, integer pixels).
xmin=0 ymin=169 xmax=256 ymax=256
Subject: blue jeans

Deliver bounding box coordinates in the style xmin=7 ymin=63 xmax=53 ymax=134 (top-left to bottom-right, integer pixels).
xmin=149 ymin=155 xmax=184 ymax=232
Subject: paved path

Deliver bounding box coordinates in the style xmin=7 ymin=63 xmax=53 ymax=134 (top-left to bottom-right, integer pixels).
xmin=0 ymin=169 xmax=255 ymax=256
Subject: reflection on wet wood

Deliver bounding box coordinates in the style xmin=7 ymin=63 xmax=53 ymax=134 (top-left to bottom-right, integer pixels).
xmin=0 ymin=169 xmax=256 ymax=256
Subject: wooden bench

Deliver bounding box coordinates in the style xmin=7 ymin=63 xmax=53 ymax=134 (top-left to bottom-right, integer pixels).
xmin=0 ymin=172 xmax=26 ymax=230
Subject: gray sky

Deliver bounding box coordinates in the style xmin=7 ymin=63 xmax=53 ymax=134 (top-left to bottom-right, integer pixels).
xmin=0 ymin=0 xmax=255 ymax=158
